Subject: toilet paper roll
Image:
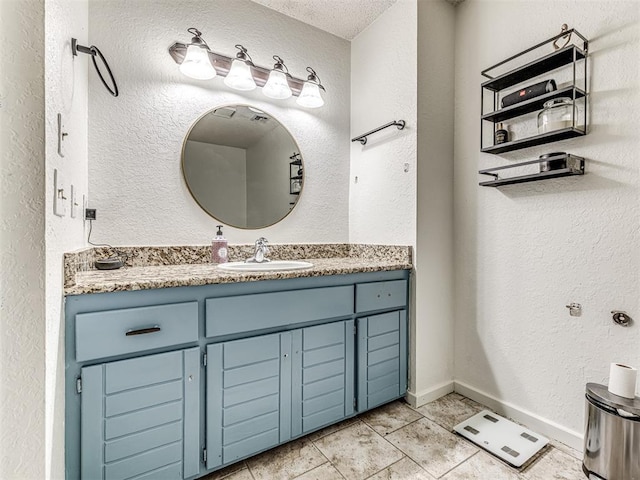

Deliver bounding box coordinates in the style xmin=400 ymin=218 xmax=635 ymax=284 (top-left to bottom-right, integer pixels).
xmin=608 ymin=363 xmax=638 ymax=399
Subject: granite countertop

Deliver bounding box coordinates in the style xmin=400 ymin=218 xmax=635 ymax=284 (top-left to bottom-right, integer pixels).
xmin=64 ymin=244 xmax=413 ymax=295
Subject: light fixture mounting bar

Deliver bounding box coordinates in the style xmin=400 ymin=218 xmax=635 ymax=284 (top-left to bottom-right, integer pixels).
xmin=168 ymin=42 xmax=306 ymax=96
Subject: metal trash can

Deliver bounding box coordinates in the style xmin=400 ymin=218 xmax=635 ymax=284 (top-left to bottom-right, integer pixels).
xmin=583 ymin=383 xmax=640 ymax=479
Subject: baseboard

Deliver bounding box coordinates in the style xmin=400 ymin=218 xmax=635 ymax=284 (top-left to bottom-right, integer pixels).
xmin=406 ymin=380 xmax=454 ymax=408
xmin=454 ymin=380 xmax=584 ymax=451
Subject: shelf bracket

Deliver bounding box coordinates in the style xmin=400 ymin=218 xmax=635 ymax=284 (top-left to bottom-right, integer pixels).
xmin=480 ymin=172 xmax=499 ymax=179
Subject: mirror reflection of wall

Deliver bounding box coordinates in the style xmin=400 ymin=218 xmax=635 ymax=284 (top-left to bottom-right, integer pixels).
xmin=182 ymin=105 xmax=303 ymax=229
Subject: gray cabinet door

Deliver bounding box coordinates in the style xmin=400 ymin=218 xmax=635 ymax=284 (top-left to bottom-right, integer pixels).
xmin=357 ymin=311 xmax=407 ymax=411
xmin=206 ymin=332 xmax=290 ymax=469
xmin=81 ymin=348 xmax=200 ymax=480
xmin=291 ymin=320 xmax=355 ymax=437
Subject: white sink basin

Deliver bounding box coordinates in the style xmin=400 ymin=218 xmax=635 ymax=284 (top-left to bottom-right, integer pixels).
xmin=217 ymin=260 xmax=314 ymax=272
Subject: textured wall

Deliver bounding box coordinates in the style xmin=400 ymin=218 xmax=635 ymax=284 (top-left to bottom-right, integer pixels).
xmin=88 ymin=0 xmax=350 ymax=246
xmin=350 ymin=0 xmax=457 ymax=405
xmin=45 ymin=1 xmax=90 ymax=478
xmin=0 ymin=1 xmax=46 ymax=478
xmin=454 ymin=0 xmax=640 ymax=445
xmin=349 ymin=0 xmax=417 ymax=245
xmin=414 ymin=0 xmax=456 ymax=403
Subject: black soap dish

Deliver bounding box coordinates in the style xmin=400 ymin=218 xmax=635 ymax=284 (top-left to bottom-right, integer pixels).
xmin=95 ymin=257 xmax=124 ymax=270
xmin=539 ymin=152 xmax=567 ymax=172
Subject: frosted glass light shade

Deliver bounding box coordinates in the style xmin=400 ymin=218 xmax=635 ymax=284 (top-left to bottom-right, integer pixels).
xmin=296 ymin=81 xmax=324 ymax=108
xmin=263 ymin=69 xmax=292 ymax=99
xmin=179 ymin=44 xmax=217 ymax=80
xmin=224 ymin=59 xmax=256 ymax=91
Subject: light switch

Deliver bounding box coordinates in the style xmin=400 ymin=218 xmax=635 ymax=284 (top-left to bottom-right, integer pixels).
xmin=57 ymin=113 xmax=67 ymax=158
xmin=70 ymin=185 xmax=78 ymax=218
xmin=53 ymin=169 xmax=67 ymax=217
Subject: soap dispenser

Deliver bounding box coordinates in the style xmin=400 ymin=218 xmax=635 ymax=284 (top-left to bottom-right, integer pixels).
xmin=211 ymin=225 xmax=228 ymax=264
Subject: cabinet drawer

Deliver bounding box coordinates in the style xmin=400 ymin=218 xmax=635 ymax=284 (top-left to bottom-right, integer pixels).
xmin=75 ymin=302 xmax=198 ymax=362
xmin=356 ymin=280 xmax=407 ymax=313
xmin=206 ymin=286 xmax=354 ymax=338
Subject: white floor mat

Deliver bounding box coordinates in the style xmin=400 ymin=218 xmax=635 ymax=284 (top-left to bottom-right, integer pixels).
xmin=453 ymin=410 xmax=549 ymax=468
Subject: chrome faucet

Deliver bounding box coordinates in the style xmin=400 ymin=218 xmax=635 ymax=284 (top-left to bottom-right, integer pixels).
xmin=247 ymin=237 xmax=270 ymax=263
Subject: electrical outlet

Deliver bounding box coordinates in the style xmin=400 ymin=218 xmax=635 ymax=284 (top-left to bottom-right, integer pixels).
xmin=53 ymin=169 xmax=67 ymax=217
xmin=85 ymin=208 xmax=96 ymax=220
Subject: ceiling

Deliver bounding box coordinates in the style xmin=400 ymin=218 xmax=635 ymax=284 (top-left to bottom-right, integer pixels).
xmin=250 ymin=0 xmax=464 ymax=41
xmin=250 ymin=0 xmax=399 ymax=40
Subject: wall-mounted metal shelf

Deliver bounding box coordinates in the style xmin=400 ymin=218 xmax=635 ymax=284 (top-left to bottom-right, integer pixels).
xmin=480 ymin=28 xmax=588 ymax=155
xmin=479 ymin=153 xmax=584 ymax=187
xmin=289 ymin=153 xmax=302 ymax=195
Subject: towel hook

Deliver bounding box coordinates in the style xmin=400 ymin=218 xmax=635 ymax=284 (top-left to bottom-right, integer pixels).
xmin=552 ymin=24 xmax=572 ymax=51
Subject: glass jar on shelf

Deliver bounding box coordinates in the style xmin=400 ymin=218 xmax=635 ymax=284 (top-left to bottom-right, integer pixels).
xmin=537 ymin=97 xmax=577 ymax=134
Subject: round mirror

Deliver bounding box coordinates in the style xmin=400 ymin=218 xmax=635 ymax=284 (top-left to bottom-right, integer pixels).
xmin=182 ymin=105 xmax=303 ymax=229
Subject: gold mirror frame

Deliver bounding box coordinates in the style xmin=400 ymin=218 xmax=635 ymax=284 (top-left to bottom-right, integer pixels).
xmin=181 ymin=104 xmax=304 ymax=229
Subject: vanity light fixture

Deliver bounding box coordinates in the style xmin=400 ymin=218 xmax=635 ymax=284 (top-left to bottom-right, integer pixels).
xmin=263 ymin=56 xmax=293 ymax=100
xmin=296 ymin=67 xmax=325 ymax=108
xmin=179 ymin=28 xmax=217 ymax=80
xmin=168 ymin=28 xmax=326 ymax=107
xmin=224 ymin=45 xmax=257 ymax=91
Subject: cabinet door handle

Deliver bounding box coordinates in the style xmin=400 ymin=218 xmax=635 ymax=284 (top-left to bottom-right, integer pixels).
xmin=125 ymin=325 xmax=161 ymax=336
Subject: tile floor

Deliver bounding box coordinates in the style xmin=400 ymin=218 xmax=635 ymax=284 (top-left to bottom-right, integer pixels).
xmin=203 ymin=393 xmax=585 ymax=480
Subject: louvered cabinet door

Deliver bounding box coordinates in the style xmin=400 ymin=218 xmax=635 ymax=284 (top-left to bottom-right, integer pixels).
xmin=357 ymin=311 xmax=408 ymax=411
xmin=291 ymin=320 xmax=354 ymax=437
xmin=80 ymin=348 xmax=200 ymax=480
xmin=206 ymin=332 xmax=289 ymax=469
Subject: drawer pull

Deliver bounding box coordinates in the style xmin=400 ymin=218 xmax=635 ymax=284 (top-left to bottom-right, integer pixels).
xmin=125 ymin=325 xmax=161 ymax=336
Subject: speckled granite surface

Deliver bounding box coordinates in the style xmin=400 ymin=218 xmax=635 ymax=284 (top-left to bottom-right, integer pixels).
xmin=64 ymin=244 xmax=412 ymax=295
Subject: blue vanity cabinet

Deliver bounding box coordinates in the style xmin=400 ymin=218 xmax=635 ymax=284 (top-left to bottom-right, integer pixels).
xmin=205 ymin=332 xmax=285 ymax=469
xmin=356 ymin=311 xmax=408 ymax=410
xmin=205 ymin=319 xmax=355 ymax=469
xmin=66 ymin=269 xmax=410 ymax=480
xmin=80 ymin=348 xmax=201 ymax=480
xmin=291 ymin=320 xmax=355 ymax=435
xmin=355 ymin=279 xmax=409 ymax=411
xmin=66 ymin=295 xmax=202 ymax=480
